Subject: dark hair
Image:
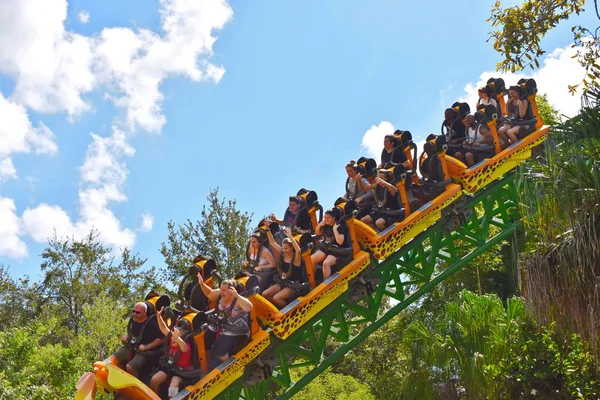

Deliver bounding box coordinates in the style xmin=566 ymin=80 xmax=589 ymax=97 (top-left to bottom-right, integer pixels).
xmin=377 ymin=169 xmax=392 ymax=181
xmin=175 ymin=318 xmax=191 ymax=335
xmin=289 ymin=196 xmax=301 ymax=205
xmin=325 ymin=208 xmax=341 ymax=221
xmin=345 ymin=160 xmax=358 ymax=170
xmin=384 ymin=134 xmax=397 ymax=145
xmin=277 ymin=238 xmax=296 ymax=276
xmin=508 ymin=85 xmax=522 ymax=95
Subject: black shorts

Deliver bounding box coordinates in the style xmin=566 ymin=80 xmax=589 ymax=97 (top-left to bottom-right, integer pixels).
xmin=368 ymin=210 xmax=404 ymax=226
xmin=516 ymin=124 xmax=535 ymax=139
xmin=204 ymin=329 xmax=248 ymax=358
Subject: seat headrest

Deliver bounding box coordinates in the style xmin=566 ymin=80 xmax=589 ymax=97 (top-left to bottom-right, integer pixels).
xmin=451 ymin=101 xmax=471 ymax=118
xmin=394 ymin=130 xmax=413 ymax=146
xmin=190 ymin=257 xmax=217 ymax=279
xmin=475 ymin=104 xmax=497 ymax=121
xmin=393 ymin=164 xmax=407 ymax=180
xmin=517 ymin=78 xmax=537 ymax=97
xmin=436 ymin=135 xmax=447 ymax=151
xmin=357 ymin=158 xmax=377 ymax=175
xmin=486 ymin=77 xmax=506 ymax=95
xmin=297 ymin=189 xmax=318 ymax=207
xmin=336 ymin=199 xmax=357 ymax=217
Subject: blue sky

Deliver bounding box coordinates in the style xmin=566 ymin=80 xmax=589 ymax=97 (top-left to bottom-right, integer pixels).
xmin=0 ymin=0 xmax=595 ymax=279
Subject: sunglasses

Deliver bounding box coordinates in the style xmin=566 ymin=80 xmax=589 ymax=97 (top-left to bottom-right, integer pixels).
xmin=131 ymin=310 xmax=143 ymax=314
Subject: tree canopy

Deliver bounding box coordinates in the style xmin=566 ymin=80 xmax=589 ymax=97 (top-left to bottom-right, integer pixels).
xmin=489 ymin=0 xmax=599 ymax=93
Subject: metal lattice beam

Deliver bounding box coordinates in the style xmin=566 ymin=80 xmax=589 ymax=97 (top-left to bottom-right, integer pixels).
xmin=217 ymin=173 xmax=520 ymax=400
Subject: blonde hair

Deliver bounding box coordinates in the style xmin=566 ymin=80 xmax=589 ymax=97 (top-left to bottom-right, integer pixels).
xmin=222 ymin=278 xmax=238 ymax=288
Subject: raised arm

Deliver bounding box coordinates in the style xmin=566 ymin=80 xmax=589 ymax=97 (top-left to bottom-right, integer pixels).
xmin=197 ymin=272 xmax=219 ymax=302
xmin=356 ymin=173 xmax=378 ymax=191
xmin=269 ymin=213 xmax=284 ymax=226
xmin=332 ymin=223 xmax=345 ymax=246
xmin=315 ymin=219 xmax=326 ymax=235
xmin=156 ymin=307 xmax=170 ymax=336
xmin=377 ymin=177 xmax=398 ymax=194
xmin=229 ymin=286 xmax=253 ymax=312
xmin=171 ymin=328 xmax=189 ymax=353
xmin=284 ymin=227 xmax=302 ymax=265
xmin=266 ymin=228 xmax=281 ymax=253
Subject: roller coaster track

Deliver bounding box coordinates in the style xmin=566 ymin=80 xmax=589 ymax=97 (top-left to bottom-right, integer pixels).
xmin=78 ymin=78 xmax=547 ymax=400
xmin=206 ymin=171 xmax=521 ymax=400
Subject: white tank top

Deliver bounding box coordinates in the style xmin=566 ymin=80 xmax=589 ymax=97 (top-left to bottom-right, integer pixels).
xmin=466 ymin=125 xmax=486 ymax=144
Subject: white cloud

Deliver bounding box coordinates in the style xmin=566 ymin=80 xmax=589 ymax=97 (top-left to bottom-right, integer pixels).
xmin=0 ymin=0 xmax=95 ymax=117
xmin=78 ymin=10 xmax=90 ymax=24
xmin=0 ymin=0 xmax=234 ymax=260
xmin=97 ymin=0 xmax=233 ymax=132
xmin=140 ymin=214 xmax=154 ymax=232
xmin=0 ymin=91 xmax=57 ymax=181
xmin=459 ymin=44 xmax=586 ymax=118
xmin=22 ymin=128 xmax=136 ymax=251
xmin=361 ymin=121 xmax=395 ymax=159
xmin=0 ymin=197 xmax=28 ymax=259
xmin=0 ymin=0 xmax=233 ymax=132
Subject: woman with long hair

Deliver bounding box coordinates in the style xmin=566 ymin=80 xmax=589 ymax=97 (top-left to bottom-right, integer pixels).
xmin=310 ymin=208 xmax=350 ymax=280
xmin=196 ymin=275 xmax=253 ymax=371
xmin=261 ymin=226 xmax=306 ymax=308
xmin=498 ymin=85 xmax=535 ymax=146
xmin=244 ymin=232 xmax=276 ymax=291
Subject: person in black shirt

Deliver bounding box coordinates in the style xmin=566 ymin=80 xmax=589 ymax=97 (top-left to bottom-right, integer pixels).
xmin=380 ymin=135 xmax=410 ymax=169
xmin=311 ymin=208 xmax=350 ymax=280
xmin=443 ymin=108 xmax=466 ymax=146
xmin=269 ymin=196 xmax=312 ymax=233
xmin=262 ymin=227 xmax=307 ymax=308
xmin=360 ymin=169 xmax=404 ymax=231
xmin=113 ymin=302 xmax=165 ymax=377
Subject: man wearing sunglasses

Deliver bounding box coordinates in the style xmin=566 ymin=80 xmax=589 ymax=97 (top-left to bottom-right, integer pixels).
xmin=112 ymin=302 xmax=165 ymax=377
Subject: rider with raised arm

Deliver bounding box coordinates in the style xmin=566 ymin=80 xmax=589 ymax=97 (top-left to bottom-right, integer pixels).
xmin=261 ymin=226 xmax=307 ymax=308
xmin=310 ymin=208 xmax=350 ymax=281
xmin=269 ymin=195 xmax=311 ymax=233
xmin=343 ymin=160 xmax=373 ymax=205
xmin=150 ymin=310 xmax=193 ymax=399
xmin=360 ymin=169 xmax=403 ymax=232
xmin=196 ymin=274 xmax=253 ymax=371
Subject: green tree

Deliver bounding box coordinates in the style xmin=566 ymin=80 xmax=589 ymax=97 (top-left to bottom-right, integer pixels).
xmin=38 ymin=230 xmax=160 ymax=339
xmin=0 ymin=264 xmax=43 ymax=330
xmin=488 ymin=0 xmax=598 ymax=93
xmin=160 ymin=187 xmax=254 ymax=282
xmin=291 ymin=367 xmax=376 ymax=400
xmin=519 ymin=90 xmax=600 ymax=358
xmin=390 ymin=290 xmax=600 ymax=399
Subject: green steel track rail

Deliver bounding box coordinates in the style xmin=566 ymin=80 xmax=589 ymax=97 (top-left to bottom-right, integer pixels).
xmin=214 ymin=172 xmax=520 ymax=400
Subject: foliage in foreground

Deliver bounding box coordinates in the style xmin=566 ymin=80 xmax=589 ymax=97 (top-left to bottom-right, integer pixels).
xmin=519 ymin=91 xmax=600 ymax=358
xmin=336 ymin=291 xmax=600 ymax=400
